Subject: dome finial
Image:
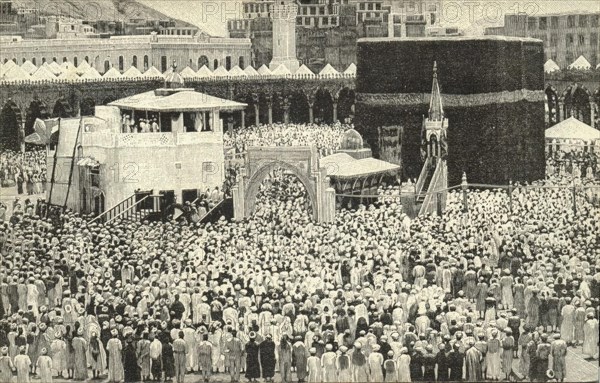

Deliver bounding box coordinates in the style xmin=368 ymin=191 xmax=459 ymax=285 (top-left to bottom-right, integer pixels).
xmin=433 ymin=61 xmax=437 ymax=78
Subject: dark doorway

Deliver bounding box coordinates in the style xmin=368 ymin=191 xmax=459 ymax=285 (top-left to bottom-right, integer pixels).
xmin=25 ymin=100 xmax=48 ymax=136
xmin=80 ymin=98 xmax=96 ymax=116
xmin=161 ymin=56 xmax=168 ymax=72
xmin=160 ymin=190 xmax=176 ymax=209
xmin=0 ymin=101 xmax=23 ymax=150
xmin=93 ymin=193 xmax=105 ymax=215
xmin=182 ymin=189 xmax=198 ymax=203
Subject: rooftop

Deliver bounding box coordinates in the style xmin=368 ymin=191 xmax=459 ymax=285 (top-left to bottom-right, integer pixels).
xmin=108 ymin=89 xmax=247 ymax=112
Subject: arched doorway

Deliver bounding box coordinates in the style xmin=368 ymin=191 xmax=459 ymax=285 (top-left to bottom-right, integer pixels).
xmin=245 ymin=161 xmax=318 ymax=219
xmin=289 ymin=91 xmax=310 ymax=123
xmin=198 ymin=55 xmax=209 ymax=69
xmin=249 ymin=164 xmax=314 ymax=219
xmin=0 ymin=101 xmax=23 ymax=150
xmin=314 ymin=89 xmax=334 ymax=123
xmin=93 ymin=192 xmax=105 ymax=215
xmin=80 ymin=98 xmax=96 ymax=116
xmin=337 ymin=88 xmax=356 ymax=123
xmin=53 ymin=99 xmax=73 ymax=118
xmin=234 ymin=147 xmax=334 ymax=222
xmin=25 ymin=100 xmax=49 ymax=136
xmin=81 ymin=188 xmax=87 ymax=213
xmin=563 ymin=85 xmax=591 ymax=125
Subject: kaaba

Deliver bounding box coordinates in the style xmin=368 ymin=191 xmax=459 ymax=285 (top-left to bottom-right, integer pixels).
xmin=354 ymin=36 xmax=546 ymax=185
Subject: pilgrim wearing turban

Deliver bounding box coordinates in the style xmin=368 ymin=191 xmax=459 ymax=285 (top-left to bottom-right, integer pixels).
xmin=107 ymin=331 xmax=124 ymax=383
xmin=306 ymin=348 xmax=321 ymax=383
xmin=50 ymin=332 xmax=67 ymax=377
xmin=582 ymin=313 xmax=599 ymax=359
xmin=244 ymin=332 xmax=261 ymax=381
xmin=0 ymin=347 xmax=15 ymax=383
xmin=36 ymin=348 xmax=53 ymax=383
xmin=14 ymin=347 xmax=31 ymax=383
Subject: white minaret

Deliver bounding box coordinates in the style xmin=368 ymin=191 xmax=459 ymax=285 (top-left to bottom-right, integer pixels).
xmin=270 ymin=0 xmax=300 ymax=72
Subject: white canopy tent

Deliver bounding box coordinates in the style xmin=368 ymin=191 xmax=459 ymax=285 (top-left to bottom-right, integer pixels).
xmin=546 ymin=117 xmax=600 ymax=152
xmin=544 ymin=59 xmax=560 ymax=73
xmin=567 ymin=55 xmax=591 ymax=70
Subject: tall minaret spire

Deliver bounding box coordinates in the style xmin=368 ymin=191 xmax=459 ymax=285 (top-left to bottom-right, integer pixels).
xmin=428 ymin=61 xmax=444 ymax=122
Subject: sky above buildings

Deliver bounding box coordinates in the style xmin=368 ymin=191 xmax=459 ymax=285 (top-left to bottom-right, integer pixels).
xmin=139 ymin=0 xmax=599 ymax=36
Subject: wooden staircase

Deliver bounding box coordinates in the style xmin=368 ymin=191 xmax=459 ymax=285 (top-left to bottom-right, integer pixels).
xmin=88 ymin=192 xmax=158 ymax=225
xmin=414 ymin=157 xmax=447 ymax=216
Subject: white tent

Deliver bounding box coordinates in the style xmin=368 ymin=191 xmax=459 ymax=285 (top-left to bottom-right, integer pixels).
xmin=544 ymin=59 xmax=560 ymax=73
xmin=59 ymin=68 xmax=81 ymax=81
xmin=1 ymin=64 xmax=30 ymax=81
xmin=319 ymin=63 xmax=339 ymax=76
xmin=49 ymin=61 xmax=64 ymax=74
xmin=545 ymin=117 xmax=600 ymax=141
xmin=76 ymin=60 xmax=91 ymax=74
xmin=103 ymin=67 xmax=122 ymax=78
xmin=228 ymin=65 xmax=247 ymax=77
xmin=212 ymin=66 xmax=229 ymax=76
xmin=568 ymin=55 xmax=591 ymax=70
xmin=343 ymin=63 xmax=357 ymax=75
xmin=196 ymin=65 xmax=213 ymax=78
xmin=3 ymin=60 xmax=17 ymax=70
xmin=80 ymin=67 xmax=102 ymax=79
xmin=243 ymin=66 xmax=259 ymax=76
xmin=31 ymin=65 xmax=57 ymax=81
xmin=179 ymin=66 xmax=197 ymax=79
xmin=122 ymin=66 xmax=143 ymax=78
xmin=142 ymin=66 xmax=164 ymax=79
xmin=20 ymin=60 xmax=37 ymax=75
xmin=295 ymin=64 xmax=315 ymax=77
xmin=271 ymin=64 xmax=291 ymax=76
xmin=257 ymin=64 xmax=272 ymax=76
xmin=60 ymin=61 xmax=73 ymax=71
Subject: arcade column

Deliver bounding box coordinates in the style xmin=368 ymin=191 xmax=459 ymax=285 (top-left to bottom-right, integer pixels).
xmin=267 ymin=95 xmax=273 ymax=124
xmin=332 ymin=94 xmax=339 ymax=122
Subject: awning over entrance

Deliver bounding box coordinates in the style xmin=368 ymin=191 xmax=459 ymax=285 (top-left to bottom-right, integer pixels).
xmin=320 ymin=153 xmax=400 ymax=179
xmin=77 ymin=157 xmax=100 ymax=167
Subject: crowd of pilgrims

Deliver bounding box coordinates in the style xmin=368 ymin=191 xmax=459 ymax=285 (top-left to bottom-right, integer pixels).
xmin=545 ymin=149 xmax=598 ymax=181
xmin=0 ymin=166 xmax=599 ymax=383
xmin=224 ymin=123 xmax=350 ymax=158
xmin=0 ymin=127 xmax=599 ymax=383
xmin=0 ymin=149 xmax=47 ymax=194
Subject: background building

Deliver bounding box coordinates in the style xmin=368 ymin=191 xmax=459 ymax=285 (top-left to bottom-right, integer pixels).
xmin=0 ymin=32 xmax=252 ymax=73
xmin=228 ymin=0 xmax=446 ymax=72
xmin=485 ymin=12 xmax=600 ymax=69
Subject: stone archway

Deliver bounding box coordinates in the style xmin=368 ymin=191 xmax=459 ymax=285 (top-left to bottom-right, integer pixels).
xmin=25 ymin=99 xmax=49 ymax=135
xmin=53 ymin=98 xmax=73 ymax=118
xmin=0 ymin=100 xmax=23 ymax=150
xmin=562 ymin=84 xmax=592 ymax=125
xmin=80 ymin=98 xmax=96 ymax=116
xmin=232 ymin=146 xmax=335 ymax=223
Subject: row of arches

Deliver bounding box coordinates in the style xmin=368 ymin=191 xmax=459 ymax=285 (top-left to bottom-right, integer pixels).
xmin=545 ymin=84 xmax=599 ymax=127
xmin=0 ymin=98 xmax=79 ymax=150
xmin=0 ymin=87 xmax=356 ymax=149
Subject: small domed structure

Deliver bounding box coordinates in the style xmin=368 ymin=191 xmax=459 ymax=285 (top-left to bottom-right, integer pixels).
xmin=340 ymin=128 xmax=363 ymax=150
xmin=164 ymin=62 xmax=184 ymax=89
